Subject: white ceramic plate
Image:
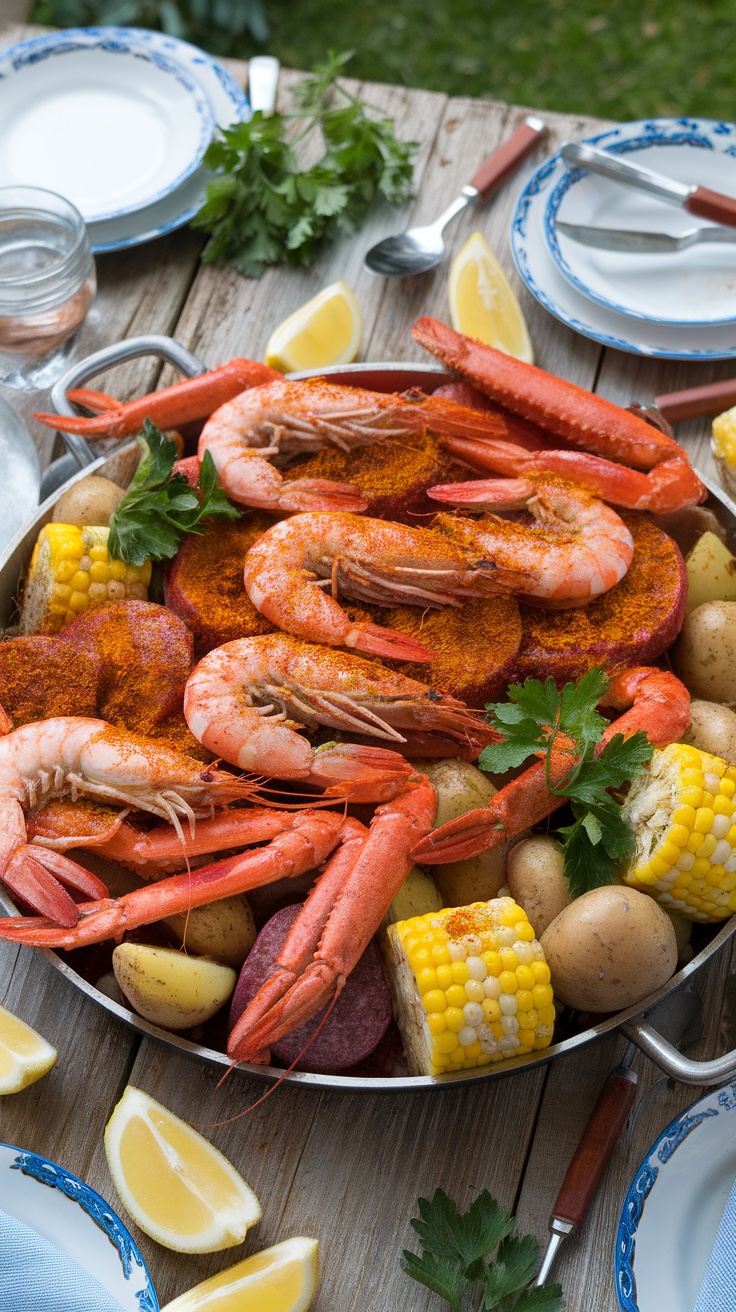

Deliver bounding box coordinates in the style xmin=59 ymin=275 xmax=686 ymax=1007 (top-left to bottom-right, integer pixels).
xmin=81 ymin=29 xmax=249 ymax=254
xmin=0 ymin=1142 xmax=157 ymax=1311
xmin=511 ymin=124 xmax=736 ymax=360
xmin=0 ymin=29 xmax=214 ymax=223
xmin=544 ymin=119 xmax=736 ymax=328
xmin=615 ymin=1083 xmax=736 ymax=1312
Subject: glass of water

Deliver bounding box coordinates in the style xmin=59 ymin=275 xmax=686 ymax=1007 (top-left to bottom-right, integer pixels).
xmin=0 ymin=186 xmax=96 ymax=390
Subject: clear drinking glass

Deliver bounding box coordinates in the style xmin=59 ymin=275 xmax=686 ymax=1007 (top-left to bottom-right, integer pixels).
xmin=0 ymin=186 xmax=96 ymax=390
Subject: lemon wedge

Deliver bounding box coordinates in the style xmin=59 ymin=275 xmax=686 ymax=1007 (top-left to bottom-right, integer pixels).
xmin=0 ymin=1003 xmax=57 ymax=1094
xmin=265 ymin=281 xmax=362 ymax=371
xmin=161 ymin=1236 xmax=320 ymax=1312
xmin=104 ymin=1086 xmax=261 ymax=1252
xmin=448 ymin=231 xmax=533 ymax=362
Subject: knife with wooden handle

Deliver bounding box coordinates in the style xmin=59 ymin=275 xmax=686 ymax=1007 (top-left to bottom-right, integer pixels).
xmin=561 ymin=142 xmax=736 ymax=228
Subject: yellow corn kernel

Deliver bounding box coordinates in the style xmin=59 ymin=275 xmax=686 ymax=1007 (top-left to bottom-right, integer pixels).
xmin=450 ymin=961 xmax=470 ymax=984
xmin=423 ymin=990 xmax=447 ymax=1014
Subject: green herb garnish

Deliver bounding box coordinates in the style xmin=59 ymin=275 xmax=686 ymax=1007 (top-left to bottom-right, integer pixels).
xmin=108 ymin=420 xmax=239 ymax=566
xmin=192 ymin=50 xmax=417 ymax=277
xmin=402 ymin=1188 xmax=565 ymax=1311
xmin=478 ymin=669 xmax=653 ymax=898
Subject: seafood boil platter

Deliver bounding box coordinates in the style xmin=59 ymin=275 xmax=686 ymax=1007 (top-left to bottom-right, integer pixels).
xmin=3 ymin=321 xmax=736 ymax=1097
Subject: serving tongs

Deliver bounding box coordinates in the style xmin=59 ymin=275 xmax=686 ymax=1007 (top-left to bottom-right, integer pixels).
xmin=561 ymin=142 xmax=736 ymax=227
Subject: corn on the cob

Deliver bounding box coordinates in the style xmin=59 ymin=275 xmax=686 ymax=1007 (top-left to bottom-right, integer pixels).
xmin=19 ymin=524 xmax=151 ymax=635
xmin=711 ymin=407 xmax=736 ymax=501
xmin=384 ymin=897 xmax=554 ymax=1076
xmin=622 ymin=742 xmax=736 ymax=922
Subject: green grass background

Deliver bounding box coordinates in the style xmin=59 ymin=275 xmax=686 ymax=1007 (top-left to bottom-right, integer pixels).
xmin=30 ymin=0 xmax=736 ymax=119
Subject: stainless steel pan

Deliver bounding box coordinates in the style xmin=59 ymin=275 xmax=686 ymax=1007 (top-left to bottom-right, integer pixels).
xmin=3 ymin=336 xmax=736 ymax=1093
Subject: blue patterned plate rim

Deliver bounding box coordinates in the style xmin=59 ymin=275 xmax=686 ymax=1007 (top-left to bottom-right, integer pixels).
xmin=510 ymin=126 xmax=736 ymax=360
xmin=0 ymin=28 xmax=215 ymax=223
xmin=614 ymin=1082 xmax=736 ymax=1312
xmin=543 ymin=117 xmax=736 ymax=328
xmin=78 ymin=28 xmax=248 ymax=254
xmin=0 ymin=1141 xmax=158 ymax=1311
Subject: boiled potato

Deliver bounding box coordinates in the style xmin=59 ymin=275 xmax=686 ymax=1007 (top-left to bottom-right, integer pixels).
xmin=164 ymin=895 xmax=256 ymax=970
xmin=685 ymin=532 xmax=736 ymax=616
xmin=386 ymin=865 xmax=443 ymax=924
xmin=113 ymin=943 xmax=236 ymax=1031
xmin=420 ymin=758 xmax=510 ymax=907
xmin=540 ymin=886 xmax=677 ymax=1012
xmin=681 ymin=699 xmax=736 ymax=764
xmin=52 ymin=475 xmax=125 ymax=527
xmin=673 ymin=601 xmax=736 ymax=704
xmin=506 ymin=836 xmax=572 ymax=937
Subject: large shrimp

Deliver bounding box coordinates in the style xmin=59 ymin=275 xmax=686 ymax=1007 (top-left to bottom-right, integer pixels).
xmin=432 ymin=475 xmax=635 ymax=607
xmin=242 ymin=512 xmax=535 ymax=660
xmin=183 ymin=635 xmax=496 ymax=786
xmin=197 ymin=377 xmax=548 ymax=513
xmin=0 ymin=717 xmax=257 ymax=926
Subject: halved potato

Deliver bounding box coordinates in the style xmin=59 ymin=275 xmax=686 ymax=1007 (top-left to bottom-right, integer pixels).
xmin=113 ymin=944 xmax=236 ymax=1031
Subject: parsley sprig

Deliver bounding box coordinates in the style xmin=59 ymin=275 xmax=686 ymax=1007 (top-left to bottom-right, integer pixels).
xmin=108 ymin=420 xmax=239 ymax=566
xmin=402 ymin=1189 xmax=564 ymax=1311
xmin=478 ymin=670 xmax=653 ymax=898
xmin=192 ymin=50 xmax=417 ymax=276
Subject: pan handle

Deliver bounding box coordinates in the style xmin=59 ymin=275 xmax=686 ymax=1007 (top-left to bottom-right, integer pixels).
xmin=48 ymin=335 xmax=208 ymax=471
xmin=621 ymin=1017 xmax=736 ymax=1085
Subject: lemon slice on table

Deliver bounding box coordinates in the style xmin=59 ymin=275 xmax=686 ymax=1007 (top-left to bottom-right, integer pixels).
xmin=449 ymin=231 xmax=534 ymax=362
xmin=104 ymin=1086 xmax=261 ymax=1253
xmin=0 ymin=1003 xmax=57 ymax=1094
xmin=161 ymin=1236 xmax=320 ymax=1312
xmin=265 ymin=281 xmax=362 ymax=371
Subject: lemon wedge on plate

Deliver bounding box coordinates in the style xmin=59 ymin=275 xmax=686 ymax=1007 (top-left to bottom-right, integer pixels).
xmin=265 ymin=281 xmax=362 ymax=371
xmin=104 ymin=1086 xmax=261 ymax=1252
xmin=449 ymin=231 xmax=533 ymax=362
xmin=0 ymin=1003 xmax=57 ymax=1094
xmin=161 ymin=1236 xmax=320 ymax=1312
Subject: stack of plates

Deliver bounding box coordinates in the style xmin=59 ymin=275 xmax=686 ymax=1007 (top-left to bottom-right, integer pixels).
xmin=510 ymin=117 xmax=736 ymax=361
xmin=0 ymin=27 xmax=249 ymax=254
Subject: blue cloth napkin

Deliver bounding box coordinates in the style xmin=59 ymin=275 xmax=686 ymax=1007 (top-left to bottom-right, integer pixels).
xmin=694 ymin=1177 xmax=736 ymax=1312
xmin=0 ymin=1206 xmax=125 ymax=1312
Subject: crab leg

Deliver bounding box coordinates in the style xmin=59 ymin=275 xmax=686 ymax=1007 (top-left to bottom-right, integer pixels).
xmin=0 ymin=810 xmax=346 ymax=948
xmin=413 ymin=316 xmax=684 ymax=469
xmin=33 ymin=359 xmax=282 ymax=438
xmin=228 ymin=775 xmax=436 ymax=1063
xmin=412 ymin=667 xmax=691 ymax=864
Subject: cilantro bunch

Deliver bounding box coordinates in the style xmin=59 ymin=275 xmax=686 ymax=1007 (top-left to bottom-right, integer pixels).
xmin=478 ymin=669 xmax=653 ymax=898
xmin=108 ymin=421 xmax=239 ymax=566
xmin=192 ymin=51 xmax=417 ymax=276
xmin=402 ymin=1189 xmax=564 ymax=1311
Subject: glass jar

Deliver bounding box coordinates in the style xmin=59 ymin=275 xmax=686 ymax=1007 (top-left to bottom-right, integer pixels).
xmin=0 ymin=186 xmax=96 ymax=390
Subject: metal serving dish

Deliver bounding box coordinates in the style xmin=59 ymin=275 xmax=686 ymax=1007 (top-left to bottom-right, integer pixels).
xmin=3 ymin=337 xmax=736 ymax=1093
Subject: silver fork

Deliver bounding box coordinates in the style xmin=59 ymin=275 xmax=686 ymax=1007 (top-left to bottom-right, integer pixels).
xmin=555 ymin=220 xmax=736 ymax=253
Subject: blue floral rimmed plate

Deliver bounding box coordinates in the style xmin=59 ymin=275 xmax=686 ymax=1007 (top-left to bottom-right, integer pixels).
xmin=0 ymin=28 xmax=215 ymax=224
xmin=543 ymin=118 xmax=736 ymax=329
xmin=615 ymin=1083 xmax=736 ymax=1311
xmin=510 ymin=121 xmax=736 ymax=360
xmin=0 ymin=1142 xmax=157 ymax=1311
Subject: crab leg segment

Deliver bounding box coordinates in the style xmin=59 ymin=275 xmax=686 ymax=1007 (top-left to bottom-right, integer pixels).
xmin=412 ymin=668 xmax=691 ymax=864
xmin=0 ymin=810 xmax=346 ymax=948
xmin=228 ymin=776 xmax=436 ymax=1063
xmin=33 ymin=359 xmax=282 ymax=438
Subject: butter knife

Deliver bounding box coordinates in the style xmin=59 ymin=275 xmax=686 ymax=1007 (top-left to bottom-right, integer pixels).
xmin=561 ymin=141 xmax=736 ymax=228
xmin=555 ymin=220 xmax=736 ymax=253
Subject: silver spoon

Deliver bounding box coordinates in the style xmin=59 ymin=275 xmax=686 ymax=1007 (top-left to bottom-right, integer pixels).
xmin=364 ymin=116 xmax=546 ymax=277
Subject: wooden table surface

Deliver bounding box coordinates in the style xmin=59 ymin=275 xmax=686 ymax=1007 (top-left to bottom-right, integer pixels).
xmin=3 ymin=24 xmax=736 ymax=1311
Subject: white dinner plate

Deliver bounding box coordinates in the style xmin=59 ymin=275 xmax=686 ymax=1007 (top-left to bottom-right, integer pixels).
xmin=0 ymin=1142 xmax=157 ymax=1311
xmin=79 ymin=28 xmax=249 ymax=254
xmin=510 ymin=127 xmax=736 ymax=360
xmin=544 ymin=119 xmax=736 ymax=328
xmin=0 ymin=29 xmax=214 ymax=223
xmin=615 ymin=1083 xmax=736 ymax=1312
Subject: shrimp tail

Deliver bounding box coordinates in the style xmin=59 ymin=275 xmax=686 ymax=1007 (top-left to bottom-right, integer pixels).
xmin=345 ymin=622 xmax=434 ymax=661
